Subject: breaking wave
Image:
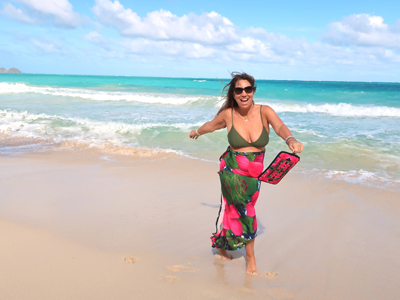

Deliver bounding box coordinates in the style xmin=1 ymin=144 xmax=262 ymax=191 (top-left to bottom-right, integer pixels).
xmin=0 ymin=82 xmax=218 ymax=105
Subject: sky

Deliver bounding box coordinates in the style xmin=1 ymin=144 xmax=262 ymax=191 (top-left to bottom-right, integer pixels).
xmin=1 ymin=0 xmax=400 ymax=81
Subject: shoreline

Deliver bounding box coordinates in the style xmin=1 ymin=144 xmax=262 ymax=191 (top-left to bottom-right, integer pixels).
xmin=1 ymin=131 xmax=399 ymax=191
xmin=1 ymin=149 xmax=400 ymax=299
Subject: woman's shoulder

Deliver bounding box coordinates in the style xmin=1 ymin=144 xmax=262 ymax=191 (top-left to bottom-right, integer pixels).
xmin=218 ymin=107 xmax=233 ymax=117
xmin=259 ymin=104 xmax=275 ymax=114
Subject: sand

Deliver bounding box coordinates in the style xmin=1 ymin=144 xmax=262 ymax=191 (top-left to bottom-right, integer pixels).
xmin=1 ymin=149 xmax=400 ymax=300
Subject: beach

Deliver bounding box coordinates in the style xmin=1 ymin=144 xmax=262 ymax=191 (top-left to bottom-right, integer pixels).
xmin=1 ymin=148 xmax=399 ymax=300
xmin=1 ymin=74 xmax=400 ymax=299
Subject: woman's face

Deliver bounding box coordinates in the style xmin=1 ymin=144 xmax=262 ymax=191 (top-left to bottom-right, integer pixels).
xmin=233 ymin=79 xmax=254 ymax=110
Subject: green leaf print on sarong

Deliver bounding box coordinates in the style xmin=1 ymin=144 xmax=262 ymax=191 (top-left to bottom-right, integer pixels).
xmin=220 ymin=170 xmax=258 ymax=208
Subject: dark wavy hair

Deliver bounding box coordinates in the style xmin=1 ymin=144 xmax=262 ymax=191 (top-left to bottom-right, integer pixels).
xmin=217 ymin=72 xmax=256 ymax=115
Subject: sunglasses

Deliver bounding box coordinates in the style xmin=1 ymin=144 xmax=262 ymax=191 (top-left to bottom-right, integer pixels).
xmin=233 ymin=86 xmax=256 ymax=95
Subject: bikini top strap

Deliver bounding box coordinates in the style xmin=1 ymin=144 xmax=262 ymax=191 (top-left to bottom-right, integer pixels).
xmin=260 ymin=105 xmax=264 ymax=126
xmin=231 ymin=107 xmax=234 ymax=125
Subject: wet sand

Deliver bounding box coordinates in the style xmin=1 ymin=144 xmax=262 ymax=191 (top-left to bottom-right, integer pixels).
xmin=1 ymin=150 xmax=399 ymax=299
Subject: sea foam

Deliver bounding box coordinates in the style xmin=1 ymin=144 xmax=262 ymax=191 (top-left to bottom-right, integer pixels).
xmin=0 ymin=82 xmax=218 ymax=105
xmin=0 ymin=109 xmax=203 ymax=139
xmin=267 ymin=102 xmax=400 ymax=118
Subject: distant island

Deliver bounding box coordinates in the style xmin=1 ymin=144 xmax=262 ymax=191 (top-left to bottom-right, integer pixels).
xmin=0 ymin=67 xmax=22 ymax=73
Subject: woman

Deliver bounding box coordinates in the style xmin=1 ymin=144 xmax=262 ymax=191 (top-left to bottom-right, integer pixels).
xmin=189 ymin=72 xmax=303 ymax=275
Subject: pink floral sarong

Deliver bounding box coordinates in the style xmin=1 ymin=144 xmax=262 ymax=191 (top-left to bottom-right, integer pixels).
xmin=211 ymin=147 xmax=264 ymax=250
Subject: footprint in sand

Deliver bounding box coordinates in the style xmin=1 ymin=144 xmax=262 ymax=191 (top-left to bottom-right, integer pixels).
xmin=166 ymin=263 xmax=197 ymax=273
xmin=264 ymin=271 xmax=278 ymax=277
xmin=124 ymin=256 xmax=138 ymax=264
xmin=161 ymin=263 xmax=196 ymax=283
xmin=160 ymin=274 xmax=179 ymax=283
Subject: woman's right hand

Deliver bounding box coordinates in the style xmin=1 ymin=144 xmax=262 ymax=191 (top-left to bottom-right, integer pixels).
xmin=189 ymin=130 xmax=200 ymax=139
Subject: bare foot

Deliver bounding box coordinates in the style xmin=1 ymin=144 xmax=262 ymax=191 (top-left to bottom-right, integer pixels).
xmin=246 ymin=260 xmax=257 ymax=275
xmin=246 ymin=256 xmax=258 ymax=275
xmin=244 ymin=239 xmax=257 ymax=275
xmin=217 ymin=248 xmax=232 ymax=260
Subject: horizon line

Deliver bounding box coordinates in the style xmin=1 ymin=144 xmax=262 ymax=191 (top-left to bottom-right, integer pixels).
xmin=1 ymin=72 xmax=399 ymax=84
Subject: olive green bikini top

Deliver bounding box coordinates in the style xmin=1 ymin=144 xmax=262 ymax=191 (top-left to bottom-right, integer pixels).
xmin=228 ymin=106 xmax=269 ymax=149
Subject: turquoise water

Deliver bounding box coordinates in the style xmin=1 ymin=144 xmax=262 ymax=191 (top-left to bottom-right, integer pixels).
xmin=1 ymin=73 xmax=399 ymax=187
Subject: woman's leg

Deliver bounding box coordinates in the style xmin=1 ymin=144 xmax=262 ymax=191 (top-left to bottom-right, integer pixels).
xmin=217 ymin=248 xmax=232 ymax=260
xmin=245 ymin=238 xmax=257 ymax=275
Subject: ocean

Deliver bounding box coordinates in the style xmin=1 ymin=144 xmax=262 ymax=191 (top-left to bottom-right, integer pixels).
xmin=1 ymin=73 xmax=399 ymax=189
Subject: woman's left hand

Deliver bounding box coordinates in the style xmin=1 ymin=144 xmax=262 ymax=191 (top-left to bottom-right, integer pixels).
xmin=288 ymin=139 xmax=303 ymax=154
xmin=189 ymin=130 xmax=200 ymax=139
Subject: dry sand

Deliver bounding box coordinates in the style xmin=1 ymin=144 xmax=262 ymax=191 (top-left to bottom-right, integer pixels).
xmin=1 ymin=150 xmax=399 ymax=299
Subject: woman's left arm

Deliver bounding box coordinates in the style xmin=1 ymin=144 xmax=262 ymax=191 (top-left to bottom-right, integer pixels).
xmin=263 ymin=106 xmax=304 ymax=154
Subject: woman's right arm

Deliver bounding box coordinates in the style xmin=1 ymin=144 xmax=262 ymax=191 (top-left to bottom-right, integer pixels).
xmin=189 ymin=110 xmax=228 ymax=139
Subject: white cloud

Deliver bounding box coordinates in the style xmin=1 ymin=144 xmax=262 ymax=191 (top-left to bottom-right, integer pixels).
xmin=384 ymin=50 xmax=400 ymax=63
xmin=91 ymin=0 xmax=366 ymax=65
xmin=83 ymin=31 xmax=113 ymax=51
xmin=92 ymin=0 xmax=237 ymax=44
xmin=123 ymin=39 xmax=216 ymax=59
xmin=31 ymin=39 xmax=62 ymax=53
xmin=0 ymin=3 xmax=39 ymax=24
xmin=89 ymin=9 xmax=400 ymax=68
xmin=323 ymin=14 xmax=400 ymax=49
xmin=84 ymin=31 xmax=106 ymax=44
xmin=225 ymin=37 xmax=290 ymax=64
xmin=227 ymin=37 xmax=267 ymax=54
xmin=13 ymin=0 xmax=82 ymax=27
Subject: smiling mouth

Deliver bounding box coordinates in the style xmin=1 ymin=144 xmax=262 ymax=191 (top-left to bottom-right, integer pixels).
xmin=240 ymin=98 xmax=249 ymax=103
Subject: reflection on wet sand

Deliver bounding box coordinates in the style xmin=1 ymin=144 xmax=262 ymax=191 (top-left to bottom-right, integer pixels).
xmin=213 ymin=256 xmax=228 ymax=283
xmin=212 ymin=253 xmax=256 ymax=291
